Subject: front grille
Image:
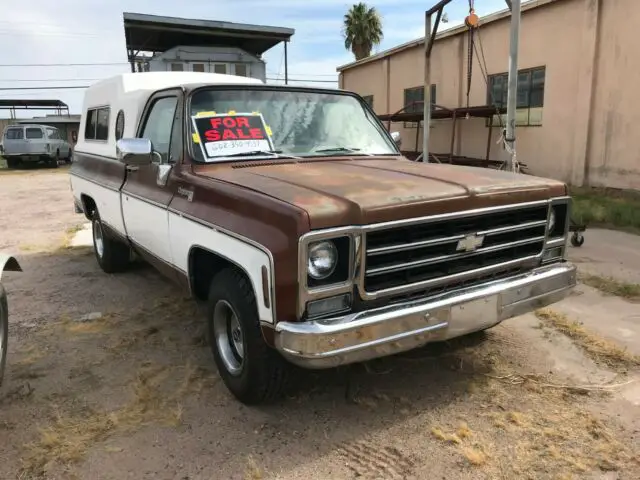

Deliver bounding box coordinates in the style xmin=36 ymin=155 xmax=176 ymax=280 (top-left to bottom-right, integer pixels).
xmin=364 ymin=204 xmax=548 ymax=293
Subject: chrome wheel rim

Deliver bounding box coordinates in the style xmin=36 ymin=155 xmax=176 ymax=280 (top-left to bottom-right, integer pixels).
xmin=213 ymin=300 xmax=244 ymax=376
xmin=93 ymin=220 xmax=104 ymax=259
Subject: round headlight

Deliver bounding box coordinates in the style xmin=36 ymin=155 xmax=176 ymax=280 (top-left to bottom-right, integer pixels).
xmin=549 ymin=208 xmax=556 ymax=232
xmin=308 ymin=241 xmax=338 ymax=280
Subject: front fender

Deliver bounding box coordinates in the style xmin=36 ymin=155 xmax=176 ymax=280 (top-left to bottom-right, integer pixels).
xmin=0 ymin=255 xmax=22 ymax=280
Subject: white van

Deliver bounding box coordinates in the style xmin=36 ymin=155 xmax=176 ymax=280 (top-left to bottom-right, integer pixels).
xmin=1 ymin=124 xmax=72 ymax=168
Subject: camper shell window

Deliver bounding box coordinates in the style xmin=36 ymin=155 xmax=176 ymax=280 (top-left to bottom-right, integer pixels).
xmin=85 ymin=106 xmax=110 ymax=141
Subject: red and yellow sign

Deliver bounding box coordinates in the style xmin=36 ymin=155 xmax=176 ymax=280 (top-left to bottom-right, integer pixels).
xmin=191 ymin=112 xmax=274 ymax=160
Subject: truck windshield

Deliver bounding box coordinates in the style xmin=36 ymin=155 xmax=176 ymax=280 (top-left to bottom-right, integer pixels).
xmin=188 ymin=88 xmax=398 ymax=162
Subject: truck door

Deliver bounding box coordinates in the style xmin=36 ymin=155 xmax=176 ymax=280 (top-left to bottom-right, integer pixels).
xmin=120 ymin=89 xmax=183 ymax=276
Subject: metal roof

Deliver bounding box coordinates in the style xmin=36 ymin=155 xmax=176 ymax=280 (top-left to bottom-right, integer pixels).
xmin=16 ymin=115 xmax=81 ymax=124
xmin=123 ymin=12 xmax=295 ymax=57
xmin=0 ymin=99 xmax=69 ymax=109
xmin=377 ymin=104 xmax=507 ymax=123
xmin=337 ymin=0 xmax=562 ymax=72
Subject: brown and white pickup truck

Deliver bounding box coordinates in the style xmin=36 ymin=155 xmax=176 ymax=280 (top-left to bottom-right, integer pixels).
xmin=69 ymin=72 xmax=577 ymax=404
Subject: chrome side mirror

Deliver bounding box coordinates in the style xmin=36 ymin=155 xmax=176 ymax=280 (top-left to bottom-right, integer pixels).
xmin=116 ymin=138 xmax=153 ymax=166
xmin=391 ymin=131 xmax=402 ymax=148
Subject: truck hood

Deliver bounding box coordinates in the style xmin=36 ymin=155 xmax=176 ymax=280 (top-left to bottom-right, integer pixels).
xmin=192 ymin=156 xmax=567 ymax=229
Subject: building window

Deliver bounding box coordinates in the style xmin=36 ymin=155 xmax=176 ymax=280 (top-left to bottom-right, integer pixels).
xmin=84 ymin=106 xmax=110 ymax=141
xmin=487 ymin=66 xmax=545 ymax=126
xmin=192 ymin=63 xmax=205 ymax=72
xmin=170 ymin=63 xmax=184 ymax=72
xmin=234 ymin=64 xmax=248 ymax=77
xmin=362 ymin=95 xmax=374 ymax=108
xmin=213 ymin=64 xmax=227 ymax=74
xmin=403 ymin=85 xmax=436 ymax=128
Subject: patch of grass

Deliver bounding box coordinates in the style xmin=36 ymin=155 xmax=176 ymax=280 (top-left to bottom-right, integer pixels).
xmin=19 ymin=363 xmax=183 ymax=478
xmin=569 ymin=186 xmax=640 ymax=233
xmin=431 ymin=426 xmax=462 ymax=444
xmin=244 ymin=456 xmax=263 ymax=480
xmin=579 ymin=273 xmax=640 ymax=301
xmin=462 ymin=446 xmax=487 ymax=466
xmin=535 ymin=308 xmax=640 ymax=370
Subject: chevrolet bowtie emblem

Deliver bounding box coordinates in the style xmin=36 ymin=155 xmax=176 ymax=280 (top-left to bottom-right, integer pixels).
xmin=456 ymin=234 xmax=485 ymax=252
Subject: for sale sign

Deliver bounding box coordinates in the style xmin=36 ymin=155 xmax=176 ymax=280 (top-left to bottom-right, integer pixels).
xmin=191 ymin=112 xmax=274 ymax=160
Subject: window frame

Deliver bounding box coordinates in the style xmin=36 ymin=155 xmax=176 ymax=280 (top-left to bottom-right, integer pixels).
xmin=361 ymin=95 xmax=374 ymax=109
xmin=25 ymin=127 xmax=44 ymax=139
xmin=403 ymin=84 xmax=436 ymax=128
xmin=184 ymin=84 xmax=400 ymax=164
xmin=486 ymin=65 xmax=545 ymax=127
xmin=4 ymin=127 xmax=24 ymax=140
xmin=137 ymin=88 xmax=184 ymax=165
xmin=84 ymin=106 xmax=110 ymax=142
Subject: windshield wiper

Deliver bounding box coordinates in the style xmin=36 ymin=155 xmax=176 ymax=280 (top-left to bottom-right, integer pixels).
xmin=311 ymin=147 xmax=373 ymax=156
xmin=218 ymin=149 xmax=284 ymax=158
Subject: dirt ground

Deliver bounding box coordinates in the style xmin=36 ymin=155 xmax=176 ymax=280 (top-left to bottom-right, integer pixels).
xmin=1 ymin=167 xmax=639 ymax=480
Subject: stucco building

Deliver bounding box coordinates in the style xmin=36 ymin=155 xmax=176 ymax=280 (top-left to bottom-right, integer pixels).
xmin=337 ymin=0 xmax=638 ymax=189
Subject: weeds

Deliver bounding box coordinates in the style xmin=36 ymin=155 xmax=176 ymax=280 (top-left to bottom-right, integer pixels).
xmin=579 ymin=273 xmax=640 ymax=301
xmin=535 ymin=308 xmax=640 ymax=370
xmin=570 ymin=186 xmax=640 ymax=233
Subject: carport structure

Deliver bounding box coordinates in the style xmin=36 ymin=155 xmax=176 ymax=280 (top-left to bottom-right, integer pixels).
xmin=0 ymin=99 xmax=70 ymax=120
xmin=122 ymin=12 xmax=295 ymax=82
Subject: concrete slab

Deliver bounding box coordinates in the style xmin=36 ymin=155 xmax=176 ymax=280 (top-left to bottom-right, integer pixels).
xmin=548 ymin=284 xmax=640 ymax=357
xmin=568 ymin=228 xmax=640 ymax=283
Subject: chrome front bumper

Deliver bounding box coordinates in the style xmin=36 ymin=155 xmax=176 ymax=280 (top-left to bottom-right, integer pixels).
xmin=275 ymin=262 xmax=577 ymax=369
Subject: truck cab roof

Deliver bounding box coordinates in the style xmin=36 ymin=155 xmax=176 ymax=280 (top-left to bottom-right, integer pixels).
xmin=76 ymin=72 xmax=265 ymax=158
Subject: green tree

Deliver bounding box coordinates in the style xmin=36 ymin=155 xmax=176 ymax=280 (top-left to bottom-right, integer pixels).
xmin=342 ymin=3 xmax=383 ymax=61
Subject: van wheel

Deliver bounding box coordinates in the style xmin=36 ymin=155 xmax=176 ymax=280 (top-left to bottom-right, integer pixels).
xmin=208 ymin=268 xmax=289 ymax=405
xmin=6 ymin=158 xmax=19 ymax=169
xmin=48 ymin=152 xmax=59 ymax=169
xmin=91 ymin=210 xmax=130 ymax=273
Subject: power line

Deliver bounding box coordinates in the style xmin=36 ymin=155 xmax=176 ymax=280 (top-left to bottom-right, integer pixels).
xmin=0 ymin=78 xmax=101 ymax=83
xmin=0 ymin=86 xmax=90 ymax=91
xmin=0 ymin=78 xmax=337 ymax=91
xmin=266 ymin=78 xmax=337 ymax=83
xmin=0 ymin=62 xmax=129 ymax=67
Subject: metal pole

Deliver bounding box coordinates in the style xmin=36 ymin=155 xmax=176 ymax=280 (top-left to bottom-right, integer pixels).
xmin=504 ymin=0 xmax=521 ymax=172
xmin=422 ymin=11 xmax=432 ymax=162
xmin=284 ymin=41 xmax=289 ymax=85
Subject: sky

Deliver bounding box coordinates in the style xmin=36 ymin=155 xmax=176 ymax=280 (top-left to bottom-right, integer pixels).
xmin=0 ymin=0 xmax=510 ymax=116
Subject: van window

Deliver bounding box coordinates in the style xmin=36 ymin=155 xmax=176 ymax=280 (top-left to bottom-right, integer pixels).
xmin=26 ymin=127 xmax=44 ymax=139
xmin=46 ymin=128 xmax=60 ymax=139
xmin=4 ymin=128 xmax=23 ymax=139
xmin=84 ymin=106 xmax=110 ymax=141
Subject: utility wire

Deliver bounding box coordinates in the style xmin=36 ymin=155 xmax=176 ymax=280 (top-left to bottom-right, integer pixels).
xmin=0 ymin=62 xmax=129 ymax=67
xmin=0 ymin=78 xmax=337 ymax=91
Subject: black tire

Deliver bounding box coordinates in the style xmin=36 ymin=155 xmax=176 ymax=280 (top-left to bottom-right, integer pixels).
xmin=570 ymin=232 xmax=585 ymax=247
xmin=91 ymin=210 xmax=130 ymax=273
xmin=207 ymin=267 xmax=289 ymax=405
xmin=48 ymin=152 xmax=59 ymax=169
xmin=6 ymin=158 xmax=19 ymax=169
xmin=0 ymin=284 xmax=8 ymax=387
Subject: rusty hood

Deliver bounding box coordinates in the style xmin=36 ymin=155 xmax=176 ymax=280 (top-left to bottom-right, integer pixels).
xmin=192 ymin=157 xmax=567 ymax=229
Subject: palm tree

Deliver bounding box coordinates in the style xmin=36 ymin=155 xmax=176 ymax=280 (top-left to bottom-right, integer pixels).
xmin=342 ymin=3 xmax=383 ymax=61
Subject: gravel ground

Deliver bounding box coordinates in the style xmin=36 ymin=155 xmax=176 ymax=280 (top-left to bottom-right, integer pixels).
xmin=1 ymin=167 xmax=639 ymax=480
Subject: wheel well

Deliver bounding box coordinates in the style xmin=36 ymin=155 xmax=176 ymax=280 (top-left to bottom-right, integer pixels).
xmin=80 ymin=194 xmax=97 ymax=220
xmin=189 ymin=247 xmax=250 ymax=301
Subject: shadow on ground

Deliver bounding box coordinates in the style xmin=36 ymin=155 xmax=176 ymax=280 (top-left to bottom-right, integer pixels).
xmin=1 ymin=246 xmax=638 ymax=480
